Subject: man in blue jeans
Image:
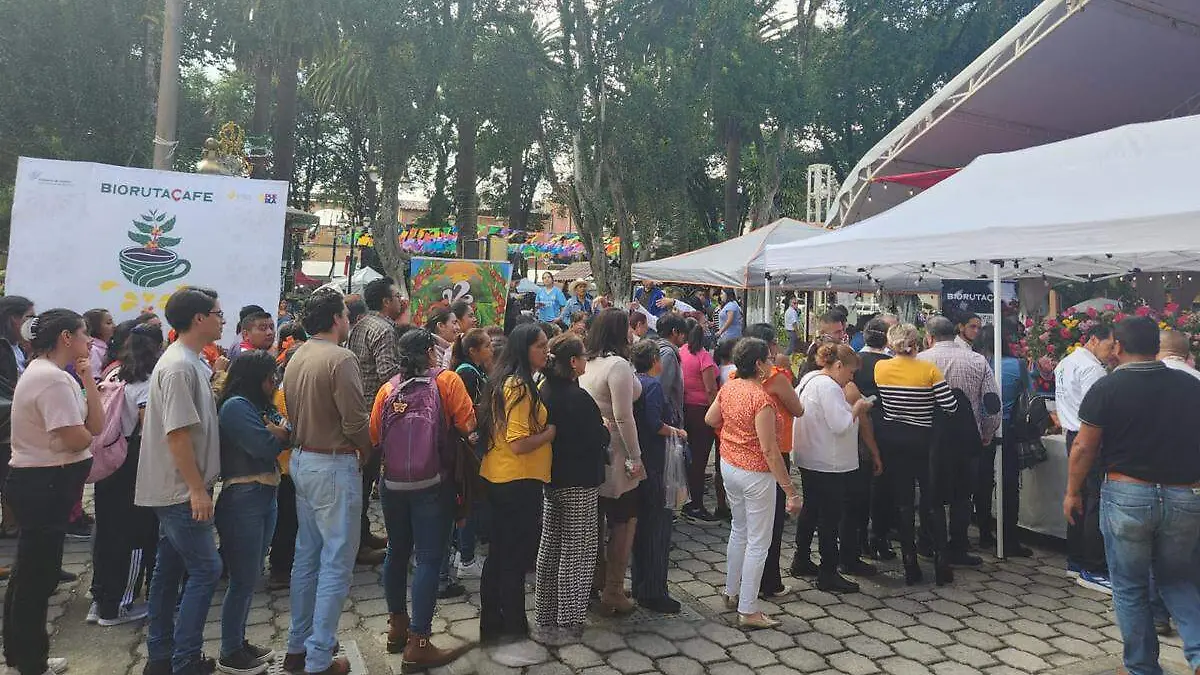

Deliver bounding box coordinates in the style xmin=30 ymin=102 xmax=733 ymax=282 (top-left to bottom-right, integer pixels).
xmin=1064 ymin=316 xmax=1200 ymax=675
xmin=135 ymin=287 xmax=254 ymax=675
xmin=281 ymin=290 xmax=373 ymax=675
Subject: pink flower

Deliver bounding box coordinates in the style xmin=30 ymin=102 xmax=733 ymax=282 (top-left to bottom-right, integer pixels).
xmin=1103 ymin=303 xmax=1116 ymax=311
xmin=1087 ymin=307 xmax=1098 ymax=318
xmin=1115 ymin=312 xmax=1127 ymax=322
xmin=1024 ymin=317 xmax=1034 ymax=328
xmin=1060 ymin=328 xmax=1072 ymax=339
xmin=1165 ymin=302 xmax=1180 ymax=315
xmin=1135 ymin=306 xmax=1152 ymax=317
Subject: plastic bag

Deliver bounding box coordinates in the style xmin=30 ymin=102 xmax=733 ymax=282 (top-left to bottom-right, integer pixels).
xmin=664 ymin=435 xmax=690 ymax=510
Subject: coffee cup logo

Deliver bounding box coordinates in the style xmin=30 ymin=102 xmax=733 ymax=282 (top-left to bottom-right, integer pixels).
xmin=119 ymin=210 xmax=192 ymax=288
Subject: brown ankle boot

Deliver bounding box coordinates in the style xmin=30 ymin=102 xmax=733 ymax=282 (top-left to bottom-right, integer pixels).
xmin=401 ymin=634 xmax=470 ymax=673
xmin=305 ymin=656 xmax=350 ymax=675
xmin=387 ymin=613 xmax=411 ymax=654
xmin=599 ymin=521 xmax=636 ymax=615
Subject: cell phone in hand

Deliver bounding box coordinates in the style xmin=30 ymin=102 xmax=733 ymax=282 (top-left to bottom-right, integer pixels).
xmin=864 ymin=395 xmax=878 ymax=404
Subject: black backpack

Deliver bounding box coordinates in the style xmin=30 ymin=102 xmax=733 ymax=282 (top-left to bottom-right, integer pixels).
xmin=1010 ymin=361 xmax=1050 ymax=442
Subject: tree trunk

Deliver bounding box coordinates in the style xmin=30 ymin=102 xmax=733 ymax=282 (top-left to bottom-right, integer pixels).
xmin=750 ymin=127 xmax=786 ymax=229
xmin=723 ymin=119 xmax=743 ymax=235
xmin=454 ymin=110 xmax=478 ymax=253
xmin=373 ymin=161 xmax=409 ymax=293
xmin=606 ymin=160 xmax=634 ymax=304
xmin=272 ymin=51 xmax=300 ymax=184
xmin=250 ymin=57 xmax=273 ymax=137
xmin=506 ymin=144 xmax=526 ymax=230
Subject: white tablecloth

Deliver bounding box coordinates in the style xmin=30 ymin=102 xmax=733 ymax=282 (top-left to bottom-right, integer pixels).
xmin=1016 ymin=434 xmax=1069 ymax=540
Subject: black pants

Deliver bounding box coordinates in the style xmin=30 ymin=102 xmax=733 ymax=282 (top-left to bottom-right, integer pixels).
xmin=945 ymin=453 xmax=978 ymax=555
xmin=91 ymin=440 xmax=158 ymax=616
xmin=975 ymin=427 xmax=1021 ymax=548
xmin=870 ymin=463 xmax=895 ymax=542
xmin=480 ymin=479 xmax=542 ymax=640
xmin=361 ymin=451 xmax=382 ymax=542
xmin=269 ymin=473 xmax=298 ymax=579
xmin=760 ymin=455 xmax=789 ymax=594
xmin=3 ymin=459 xmax=91 ymax=675
xmin=840 ymin=461 xmax=873 ymax=564
xmin=1064 ymin=430 xmax=1106 ymax=573
xmin=882 ymin=431 xmax=945 ymax=559
xmin=631 ymin=470 xmax=671 ymax=602
xmin=795 ymin=469 xmax=850 ymax=571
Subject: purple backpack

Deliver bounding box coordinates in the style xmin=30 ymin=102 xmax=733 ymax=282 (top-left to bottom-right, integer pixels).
xmin=380 ymin=368 xmax=447 ymax=490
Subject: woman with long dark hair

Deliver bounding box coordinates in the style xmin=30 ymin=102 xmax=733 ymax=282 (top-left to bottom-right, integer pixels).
xmin=716 ymin=289 xmax=743 ymax=340
xmin=478 ymin=324 xmax=555 ymax=643
xmin=579 ymin=308 xmax=645 ymax=615
xmin=425 ymin=307 xmax=461 ymax=370
xmin=680 ymin=318 xmax=720 ymax=522
xmin=212 ymin=350 xmax=289 ymax=673
xmin=448 ymin=328 xmax=494 ymax=578
xmin=536 ymin=333 xmax=608 ymax=636
xmin=4 ymin=309 xmax=103 ymax=675
xmin=89 ymin=324 xmax=163 ymax=628
xmin=374 ymin=329 xmax=475 ymax=670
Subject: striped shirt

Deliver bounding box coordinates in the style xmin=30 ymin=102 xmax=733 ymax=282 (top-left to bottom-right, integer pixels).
xmin=874 ymin=356 xmax=958 ymax=428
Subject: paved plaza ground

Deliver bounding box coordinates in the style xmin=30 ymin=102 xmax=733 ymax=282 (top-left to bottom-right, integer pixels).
xmin=2 ymin=487 xmax=1193 ymax=675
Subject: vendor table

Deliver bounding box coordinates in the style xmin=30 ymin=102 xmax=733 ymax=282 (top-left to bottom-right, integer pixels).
xmin=1016 ymin=433 xmax=1069 ymax=540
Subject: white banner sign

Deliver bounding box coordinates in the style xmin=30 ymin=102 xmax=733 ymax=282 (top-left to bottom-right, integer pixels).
xmin=7 ymin=158 xmax=288 ymax=344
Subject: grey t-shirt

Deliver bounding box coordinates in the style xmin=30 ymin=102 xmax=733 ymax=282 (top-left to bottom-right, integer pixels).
xmin=134 ymin=341 xmax=220 ymax=507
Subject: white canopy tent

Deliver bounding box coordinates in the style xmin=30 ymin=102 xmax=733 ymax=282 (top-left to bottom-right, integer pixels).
xmin=632 ymin=217 xmax=940 ymax=293
xmin=767 ymin=114 xmax=1200 ymax=285
xmin=768 ymin=113 xmax=1200 ymax=559
xmin=828 ymin=0 xmax=1200 ymax=228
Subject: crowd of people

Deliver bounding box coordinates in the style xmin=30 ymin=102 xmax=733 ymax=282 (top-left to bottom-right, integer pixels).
xmin=0 ymin=274 xmax=1196 ymax=675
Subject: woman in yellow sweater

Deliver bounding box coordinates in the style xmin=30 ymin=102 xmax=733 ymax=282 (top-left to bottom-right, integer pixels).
xmin=478 ymin=324 xmax=555 ymax=644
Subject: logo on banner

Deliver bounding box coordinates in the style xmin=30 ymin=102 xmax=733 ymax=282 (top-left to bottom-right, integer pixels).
xmin=262 ymin=193 xmax=278 ymax=204
xmin=118 ymin=210 xmax=192 ymax=288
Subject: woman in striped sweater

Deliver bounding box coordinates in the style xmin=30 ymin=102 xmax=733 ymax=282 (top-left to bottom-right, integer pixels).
xmin=873 ymin=323 xmax=958 ymax=586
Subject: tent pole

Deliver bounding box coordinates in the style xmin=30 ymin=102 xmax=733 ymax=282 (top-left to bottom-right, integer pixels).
xmin=764 ymin=274 xmax=772 ymax=325
xmin=993 ymin=262 xmax=1005 ymax=560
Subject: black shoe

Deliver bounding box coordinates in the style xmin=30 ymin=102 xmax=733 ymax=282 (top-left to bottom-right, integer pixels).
xmin=265 ymin=574 xmax=289 ymax=591
xmin=816 ymin=571 xmax=860 ymax=594
xmin=916 ymin=542 xmax=934 ymax=560
xmin=438 ymin=582 xmax=466 ymax=599
xmin=639 ymin=596 xmax=682 ymax=614
xmin=143 ymin=660 xmax=171 ymax=675
xmin=242 ymin=641 xmax=275 ymax=664
xmin=903 ymin=554 xmax=923 ymax=586
xmin=944 ymin=551 xmax=982 ymax=568
xmin=217 ymin=647 xmax=268 ymax=675
xmin=1004 ymin=543 xmax=1034 ymax=558
xmin=683 ymin=503 xmax=719 ymax=523
xmin=870 ymin=537 xmax=896 ymax=561
xmin=789 ymin=557 xmax=819 ymax=578
xmin=58 ymin=568 xmax=78 ymax=582
xmin=839 ymin=559 xmax=878 ymax=577
xmin=65 ymin=520 xmax=92 ymax=539
xmin=713 ymin=506 xmax=732 ymax=522
xmin=175 ymin=656 xmax=217 ymax=675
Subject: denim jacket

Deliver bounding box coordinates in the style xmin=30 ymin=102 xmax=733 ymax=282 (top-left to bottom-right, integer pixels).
xmin=218 ymin=396 xmax=286 ymax=480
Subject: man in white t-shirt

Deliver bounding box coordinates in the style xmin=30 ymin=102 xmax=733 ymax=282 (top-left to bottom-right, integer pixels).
xmin=784 ymin=297 xmax=801 ymax=355
xmin=1158 ymin=330 xmax=1200 ymax=380
xmin=1055 ymin=323 xmax=1115 ymax=591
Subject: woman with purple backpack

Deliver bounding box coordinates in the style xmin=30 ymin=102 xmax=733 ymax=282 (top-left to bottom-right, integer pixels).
xmin=372 ymin=328 xmax=475 ymax=672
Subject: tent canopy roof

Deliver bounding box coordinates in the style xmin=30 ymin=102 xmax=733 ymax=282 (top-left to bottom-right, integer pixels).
xmin=767 ymin=115 xmax=1200 ymax=285
xmin=828 ymin=0 xmax=1200 ymax=228
xmin=632 ymin=218 xmax=938 ymax=291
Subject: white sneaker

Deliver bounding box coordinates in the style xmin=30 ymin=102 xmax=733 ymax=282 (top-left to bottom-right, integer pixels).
xmin=97 ymin=602 xmax=149 ymax=626
xmin=44 ymin=657 xmax=68 ymax=674
xmin=85 ymin=602 xmax=99 ymax=624
xmin=457 ymin=556 xmax=484 ymax=579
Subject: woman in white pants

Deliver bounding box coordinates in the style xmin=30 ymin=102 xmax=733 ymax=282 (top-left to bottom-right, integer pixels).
xmin=705 ymin=337 xmax=801 ymax=629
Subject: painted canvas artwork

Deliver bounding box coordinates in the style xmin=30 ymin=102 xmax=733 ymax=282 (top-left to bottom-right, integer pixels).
xmin=409 ymin=257 xmax=512 ymax=329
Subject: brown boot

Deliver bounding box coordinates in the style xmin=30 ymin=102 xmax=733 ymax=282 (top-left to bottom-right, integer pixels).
xmin=356 ymin=545 xmax=387 ymax=566
xmin=401 ymin=634 xmax=470 ymax=673
xmin=600 ymin=520 xmax=636 ymax=615
xmin=387 ymin=612 xmax=411 ymax=654
xmin=283 ymin=642 xmax=340 ymax=673
xmin=305 ymin=656 xmax=350 ymax=675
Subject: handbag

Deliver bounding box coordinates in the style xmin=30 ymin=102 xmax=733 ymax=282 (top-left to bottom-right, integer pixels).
xmin=1015 ymin=436 xmax=1049 ymax=471
xmin=1010 ymin=361 xmax=1050 ymax=469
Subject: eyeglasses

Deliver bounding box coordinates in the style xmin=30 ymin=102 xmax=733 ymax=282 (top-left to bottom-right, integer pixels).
xmin=207 ymin=310 xmax=225 ymax=319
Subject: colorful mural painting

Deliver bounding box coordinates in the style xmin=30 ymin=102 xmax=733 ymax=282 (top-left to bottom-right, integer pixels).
xmin=409 ymin=257 xmax=512 ymax=328
xmin=396 ymin=225 xmax=631 ymax=261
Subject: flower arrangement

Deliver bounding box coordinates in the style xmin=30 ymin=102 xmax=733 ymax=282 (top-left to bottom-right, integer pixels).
xmin=1024 ymin=302 xmax=1200 ymax=389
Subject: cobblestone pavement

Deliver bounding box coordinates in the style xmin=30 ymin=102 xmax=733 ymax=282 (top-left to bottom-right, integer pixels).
xmin=1 ymin=487 xmax=1193 ymax=675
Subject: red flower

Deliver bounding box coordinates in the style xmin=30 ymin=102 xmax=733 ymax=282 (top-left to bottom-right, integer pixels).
xmin=1024 ymin=317 xmax=1034 ymax=328
xmin=1059 ymin=328 xmax=1072 ymax=339
xmin=1135 ymin=306 xmax=1152 ymax=317
xmin=1087 ymin=307 xmax=1098 ymax=318
xmin=1165 ymin=302 xmax=1180 ymax=315
xmin=1103 ymin=303 xmax=1116 ymax=311
xmin=1115 ymin=313 xmax=1127 ymax=322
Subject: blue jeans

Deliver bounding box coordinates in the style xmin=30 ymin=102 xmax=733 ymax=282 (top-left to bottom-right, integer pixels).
xmin=381 ymin=483 xmax=454 ymax=635
xmin=147 ymin=501 xmax=223 ymax=672
xmin=1100 ymin=479 xmax=1200 ymax=675
xmin=215 ymin=482 xmax=278 ymax=658
xmin=287 ymin=452 xmax=363 ymax=673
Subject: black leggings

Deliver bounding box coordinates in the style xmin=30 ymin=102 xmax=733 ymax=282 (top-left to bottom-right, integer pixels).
xmin=840 ymin=461 xmax=873 ymax=564
xmin=91 ymin=439 xmax=158 ymax=615
xmin=269 ymin=473 xmax=298 ymax=579
xmin=879 ymin=429 xmax=945 ymax=559
xmin=480 ymin=480 xmax=542 ymax=640
xmin=795 ymin=469 xmax=850 ymax=571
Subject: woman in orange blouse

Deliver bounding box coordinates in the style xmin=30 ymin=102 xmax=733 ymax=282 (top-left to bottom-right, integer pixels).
xmin=705 ymin=337 xmax=801 ymax=629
